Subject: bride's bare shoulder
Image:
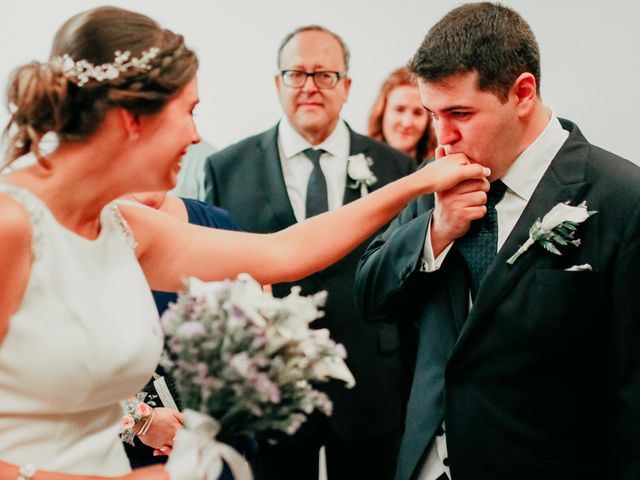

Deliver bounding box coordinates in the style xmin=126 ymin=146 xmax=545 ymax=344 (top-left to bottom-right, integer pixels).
xmin=0 ymin=193 xmax=32 ymax=244
xmin=0 ymin=193 xmax=33 ymax=339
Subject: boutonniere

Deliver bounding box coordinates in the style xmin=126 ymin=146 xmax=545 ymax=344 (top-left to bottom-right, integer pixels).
xmin=347 ymin=154 xmax=377 ymax=196
xmin=506 ymin=201 xmax=597 ymax=265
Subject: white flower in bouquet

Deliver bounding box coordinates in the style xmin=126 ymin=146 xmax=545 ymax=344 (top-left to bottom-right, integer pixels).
xmin=312 ymin=353 xmax=355 ymax=387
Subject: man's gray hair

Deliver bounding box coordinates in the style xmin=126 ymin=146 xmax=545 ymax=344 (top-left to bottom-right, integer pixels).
xmin=277 ymin=25 xmax=350 ymax=71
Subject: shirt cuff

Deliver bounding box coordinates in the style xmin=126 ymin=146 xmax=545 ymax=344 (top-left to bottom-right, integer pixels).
xmin=420 ymin=219 xmax=454 ymax=272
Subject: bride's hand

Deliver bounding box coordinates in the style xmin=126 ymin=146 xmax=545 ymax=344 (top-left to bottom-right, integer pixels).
xmin=137 ymin=407 xmax=184 ymax=453
xmin=122 ymin=465 xmax=168 ymax=479
xmin=419 ymin=148 xmax=491 ymax=193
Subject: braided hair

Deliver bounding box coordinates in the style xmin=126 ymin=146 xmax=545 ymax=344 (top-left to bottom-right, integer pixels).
xmin=3 ymin=6 xmax=198 ymax=169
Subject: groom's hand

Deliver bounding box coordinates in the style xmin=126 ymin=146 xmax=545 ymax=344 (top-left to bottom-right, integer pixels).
xmin=430 ymin=148 xmax=489 ymax=257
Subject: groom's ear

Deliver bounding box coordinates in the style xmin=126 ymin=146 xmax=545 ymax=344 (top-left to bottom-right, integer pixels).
xmin=511 ymin=72 xmax=537 ymax=117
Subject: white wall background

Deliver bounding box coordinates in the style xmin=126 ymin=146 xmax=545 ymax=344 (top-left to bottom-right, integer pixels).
xmin=1 ymin=0 xmax=639 ymax=162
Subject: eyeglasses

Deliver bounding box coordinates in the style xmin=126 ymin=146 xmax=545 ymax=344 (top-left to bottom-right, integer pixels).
xmin=280 ymin=70 xmax=347 ymax=89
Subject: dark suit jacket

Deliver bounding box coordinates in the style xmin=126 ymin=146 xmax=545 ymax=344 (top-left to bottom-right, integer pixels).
xmin=204 ymin=124 xmax=415 ymax=440
xmin=355 ymin=119 xmax=640 ymax=480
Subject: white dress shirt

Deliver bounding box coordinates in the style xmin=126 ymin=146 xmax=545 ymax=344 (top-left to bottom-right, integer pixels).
xmin=416 ymin=112 xmax=569 ymax=480
xmin=277 ymin=117 xmax=350 ymax=222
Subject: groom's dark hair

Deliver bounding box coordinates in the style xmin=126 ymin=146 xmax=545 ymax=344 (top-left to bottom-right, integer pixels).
xmin=409 ymin=2 xmax=540 ymax=102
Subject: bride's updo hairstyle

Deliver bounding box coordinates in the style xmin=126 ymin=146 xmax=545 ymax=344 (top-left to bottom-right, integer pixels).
xmin=3 ymin=6 xmax=198 ymax=168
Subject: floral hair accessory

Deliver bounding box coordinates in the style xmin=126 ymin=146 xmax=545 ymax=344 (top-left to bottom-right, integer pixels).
xmin=506 ymin=200 xmax=596 ymax=265
xmin=119 ymin=392 xmax=156 ymax=445
xmin=52 ymin=48 xmax=159 ymax=87
xmin=347 ymin=154 xmax=377 ymax=196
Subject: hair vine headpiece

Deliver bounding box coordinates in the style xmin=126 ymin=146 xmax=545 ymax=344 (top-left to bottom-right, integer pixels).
xmin=52 ymin=47 xmax=159 ymax=87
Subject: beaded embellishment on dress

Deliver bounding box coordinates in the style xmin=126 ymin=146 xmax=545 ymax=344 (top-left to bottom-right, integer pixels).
xmin=109 ymin=205 xmax=138 ymax=250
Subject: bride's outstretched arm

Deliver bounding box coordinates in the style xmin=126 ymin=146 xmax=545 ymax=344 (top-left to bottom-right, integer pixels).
xmin=128 ymin=155 xmax=489 ymax=290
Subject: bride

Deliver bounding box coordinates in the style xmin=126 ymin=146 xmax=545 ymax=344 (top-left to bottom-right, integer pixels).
xmin=0 ymin=6 xmax=489 ymax=479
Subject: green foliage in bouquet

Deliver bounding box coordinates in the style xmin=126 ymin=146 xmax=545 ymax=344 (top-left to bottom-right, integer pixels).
xmin=160 ymin=274 xmax=355 ymax=441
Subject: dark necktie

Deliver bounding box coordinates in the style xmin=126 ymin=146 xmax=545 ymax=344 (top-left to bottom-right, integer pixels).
xmin=456 ymin=179 xmax=507 ymax=298
xmin=304 ymin=148 xmax=328 ymax=218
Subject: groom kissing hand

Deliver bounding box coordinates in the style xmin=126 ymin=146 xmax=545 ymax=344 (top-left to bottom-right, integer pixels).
xmin=430 ymin=147 xmax=490 ymax=257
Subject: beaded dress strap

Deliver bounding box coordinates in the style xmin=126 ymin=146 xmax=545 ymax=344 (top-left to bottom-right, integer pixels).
xmin=109 ymin=202 xmax=138 ymax=250
xmin=0 ymin=184 xmax=44 ymax=258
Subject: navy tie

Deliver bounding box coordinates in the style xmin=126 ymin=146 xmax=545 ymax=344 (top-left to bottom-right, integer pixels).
xmin=304 ymin=148 xmax=328 ymax=218
xmin=456 ymin=179 xmax=507 ymax=298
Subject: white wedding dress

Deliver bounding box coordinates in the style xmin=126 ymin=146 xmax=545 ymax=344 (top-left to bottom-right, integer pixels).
xmin=0 ymin=184 xmax=163 ymax=476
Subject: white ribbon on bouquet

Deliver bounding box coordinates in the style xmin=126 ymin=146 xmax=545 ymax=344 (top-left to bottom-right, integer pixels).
xmin=166 ymin=409 xmax=253 ymax=480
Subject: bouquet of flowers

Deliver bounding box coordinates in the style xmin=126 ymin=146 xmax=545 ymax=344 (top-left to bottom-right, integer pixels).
xmin=160 ymin=273 xmax=355 ymax=442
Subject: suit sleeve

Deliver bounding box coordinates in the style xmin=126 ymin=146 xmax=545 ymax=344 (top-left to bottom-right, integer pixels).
xmin=355 ymin=200 xmax=444 ymax=323
xmin=611 ymin=201 xmax=640 ymax=479
xmin=203 ymin=154 xmax=218 ymax=206
xmin=400 ymin=151 xmax=417 ymax=177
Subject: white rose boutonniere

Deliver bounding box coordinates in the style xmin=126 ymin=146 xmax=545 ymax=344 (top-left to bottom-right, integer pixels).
xmin=347 ymin=153 xmax=377 ymax=196
xmin=506 ymin=201 xmax=597 ymax=265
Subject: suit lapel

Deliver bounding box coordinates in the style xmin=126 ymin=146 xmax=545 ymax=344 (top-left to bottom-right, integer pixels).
xmin=452 ymin=122 xmax=592 ymax=354
xmin=259 ymin=125 xmax=368 ymax=223
xmin=448 ymin=252 xmax=472 ymax=335
xmin=257 ymin=125 xmax=298 ymax=229
xmin=342 ymin=129 xmax=373 ymax=205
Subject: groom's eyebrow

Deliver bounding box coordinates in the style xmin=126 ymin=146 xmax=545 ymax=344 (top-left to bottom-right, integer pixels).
xmin=422 ymin=104 xmax=470 ymax=114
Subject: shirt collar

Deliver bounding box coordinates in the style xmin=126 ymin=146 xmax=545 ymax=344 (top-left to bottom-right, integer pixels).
xmin=501 ymin=110 xmax=569 ymax=202
xmin=278 ymin=117 xmax=350 ymax=160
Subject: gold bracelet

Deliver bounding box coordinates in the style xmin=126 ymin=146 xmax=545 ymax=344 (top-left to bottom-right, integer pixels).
xmin=138 ymin=407 xmax=156 ymax=437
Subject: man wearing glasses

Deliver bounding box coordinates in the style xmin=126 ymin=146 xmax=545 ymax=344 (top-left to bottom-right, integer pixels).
xmin=205 ymin=25 xmax=414 ymax=480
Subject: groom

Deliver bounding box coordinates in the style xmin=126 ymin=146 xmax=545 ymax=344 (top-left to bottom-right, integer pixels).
xmin=204 ymin=25 xmax=415 ymax=480
xmin=355 ymin=3 xmax=640 ymax=480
